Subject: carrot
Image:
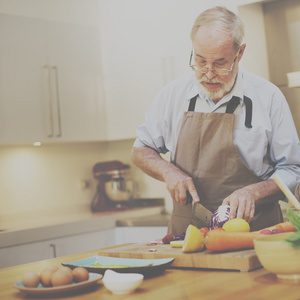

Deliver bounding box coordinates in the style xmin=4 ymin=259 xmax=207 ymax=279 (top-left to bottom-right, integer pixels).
xmin=255 ymin=221 xmax=296 ymax=233
xmin=205 ymin=221 xmax=297 ymax=252
xmin=205 ymin=230 xmax=260 ymax=252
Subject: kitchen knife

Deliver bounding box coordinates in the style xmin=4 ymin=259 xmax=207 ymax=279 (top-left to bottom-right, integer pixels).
xmin=187 ymin=192 xmax=213 ymax=227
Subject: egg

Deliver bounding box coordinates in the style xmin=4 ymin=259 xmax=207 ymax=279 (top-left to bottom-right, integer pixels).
xmin=51 ymin=267 xmax=73 ymax=287
xmin=22 ymin=271 xmax=40 ymax=288
xmin=72 ymin=267 xmax=89 ymax=283
xmin=40 ymin=266 xmax=58 ymax=287
xmin=59 ymin=266 xmax=73 ymax=276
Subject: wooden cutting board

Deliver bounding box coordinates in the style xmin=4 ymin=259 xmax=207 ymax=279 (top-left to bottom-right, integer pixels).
xmin=98 ymin=242 xmax=261 ymax=271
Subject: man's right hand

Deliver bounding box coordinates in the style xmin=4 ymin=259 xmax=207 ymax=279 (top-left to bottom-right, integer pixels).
xmin=164 ymin=171 xmax=200 ymax=205
xmin=131 ymin=146 xmax=200 ymax=206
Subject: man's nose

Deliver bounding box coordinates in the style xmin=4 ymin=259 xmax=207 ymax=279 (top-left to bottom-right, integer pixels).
xmin=205 ymin=69 xmax=217 ymax=79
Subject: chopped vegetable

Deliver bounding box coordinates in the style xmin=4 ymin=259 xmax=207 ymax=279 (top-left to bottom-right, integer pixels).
xmin=206 ymin=219 xmax=297 ymax=252
xmin=210 ymin=205 xmax=230 ymax=230
xmin=271 ymin=229 xmax=282 ymax=234
xmin=162 ymin=234 xmax=175 ymax=244
xmin=260 ymin=230 xmax=272 ymax=235
xmin=199 ymin=227 xmax=209 ymax=237
xmin=89 ymin=262 xmax=133 ymax=268
xmin=205 ymin=230 xmax=260 ymax=252
xmin=161 ymin=232 xmax=185 ymax=244
xmin=255 ymin=221 xmax=296 ymax=234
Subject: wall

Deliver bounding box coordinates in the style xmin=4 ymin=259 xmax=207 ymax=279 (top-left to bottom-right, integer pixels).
xmin=0 ymin=139 xmax=168 ymax=216
xmin=238 ymin=3 xmax=270 ymax=80
xmin=262 ymin=0 xmax=300 ymax=135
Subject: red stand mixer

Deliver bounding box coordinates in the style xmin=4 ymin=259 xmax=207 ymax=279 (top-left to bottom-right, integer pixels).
xmin=91 ymin=160 xmax=134 ymax=212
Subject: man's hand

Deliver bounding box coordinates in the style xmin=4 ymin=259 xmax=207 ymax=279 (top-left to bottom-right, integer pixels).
xmin=222 ymin=179 xmax=283 ymax=223
xmin=164 ymin=171 xmax=200 ymax=206
xmin=222 ymin=188 xmax=256 ymax=223
xmin=131 ymin=146 xmax=200 ymax=206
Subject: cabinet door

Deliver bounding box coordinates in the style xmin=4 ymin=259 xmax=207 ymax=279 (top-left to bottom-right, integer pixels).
xmin=100 ymin=0 xmax=167 ymax=140
xmin=0 ymin=229 xmax=116 ymax=269
xmin=48 ymin=229 xmax=116 ymax=257
xmin=45 ymin=21 xmax=106 ymax=141
xmin=0 ymin=14 xmax=47 ymax=143
xmin=0 ymin=240 xmax=53 ymax=269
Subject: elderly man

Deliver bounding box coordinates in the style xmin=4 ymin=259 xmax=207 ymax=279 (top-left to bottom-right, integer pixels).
xmin=131 ymin=6 xmax=300 ymax=233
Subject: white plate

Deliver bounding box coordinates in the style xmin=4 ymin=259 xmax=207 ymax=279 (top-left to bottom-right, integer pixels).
xmin=14 ymin=272 xmax=102 ymax=295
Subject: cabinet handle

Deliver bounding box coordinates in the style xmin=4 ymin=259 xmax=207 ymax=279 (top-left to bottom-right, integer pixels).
xmin=52 ymin=66 xmax=62 ymax=137
xmin=49 ymin=244 xmax=57 ymax=258
xmin=44 ymin=65 xmax=54 ymax=137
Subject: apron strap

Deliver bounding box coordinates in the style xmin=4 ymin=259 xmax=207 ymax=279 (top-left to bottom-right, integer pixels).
xmin=226 ymin=96 xmax=253 ymax=129
xmin=244 ymin=96 xmax=253 ymax=128
xmin=225 ymin=96 xmax=240 ymax=114
xmin=188 ymin=95 xmax=198 ymax=111
xmin=188 ymin=95 xmax=253 ymax=128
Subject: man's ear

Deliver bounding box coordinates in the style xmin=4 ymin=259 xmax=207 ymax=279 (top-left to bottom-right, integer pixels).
xmin=238 ymin=44 xmax=246 ymax=62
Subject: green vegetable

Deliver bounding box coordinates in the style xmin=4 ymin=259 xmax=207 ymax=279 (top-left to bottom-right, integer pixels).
xmin=285 ymin=208 xmax=300 ymax=249
xmin=286 ymin=208 xmax=300 ymax=231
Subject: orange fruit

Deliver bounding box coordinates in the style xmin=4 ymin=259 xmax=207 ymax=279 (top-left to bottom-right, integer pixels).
xmin=182 ymin=224 xmax=205 ymax=253
xmin=222 ymin=218 xmax=250 ymax=232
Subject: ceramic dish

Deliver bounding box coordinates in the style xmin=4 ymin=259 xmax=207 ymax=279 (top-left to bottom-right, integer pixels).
xmin=62 ymin=256 xmax=174 ymax=276
xmin=14 ymin=273 xmax=102 ymax=295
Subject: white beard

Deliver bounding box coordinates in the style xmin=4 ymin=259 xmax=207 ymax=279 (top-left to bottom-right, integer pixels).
xmin=195 ymin=73 xmax=237 ymax=102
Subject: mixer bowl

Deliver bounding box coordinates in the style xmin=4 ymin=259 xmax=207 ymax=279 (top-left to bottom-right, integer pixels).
xmin=105 ymin=178 xmax=134 ymax=201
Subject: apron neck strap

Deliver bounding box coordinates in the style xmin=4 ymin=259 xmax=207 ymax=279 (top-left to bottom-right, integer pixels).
xmin=188 ymin=95 xmax=253 ymax=128
xmin=188 ymin=95 xmax=198 ymax=111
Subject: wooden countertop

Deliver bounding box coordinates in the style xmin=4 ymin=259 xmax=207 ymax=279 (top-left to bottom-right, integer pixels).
xmin=1 ymin=245 xmax=300 ymax=300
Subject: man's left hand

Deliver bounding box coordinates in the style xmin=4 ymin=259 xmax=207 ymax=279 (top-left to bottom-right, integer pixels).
xmin=222 ymin=188 xmax=256 ymax=223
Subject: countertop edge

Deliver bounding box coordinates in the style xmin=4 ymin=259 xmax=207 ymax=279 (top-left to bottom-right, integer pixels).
xmin=0 ymin=206 xmax=165 ymax=249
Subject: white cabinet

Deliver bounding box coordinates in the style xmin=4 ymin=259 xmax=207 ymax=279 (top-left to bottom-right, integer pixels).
xmin=0 ymin=229 xmax=115 ymax=269
xmin=0 ymin=3 xmax=106 ymax=143
xmin=114 ymin=226 xmax=167 ymax=244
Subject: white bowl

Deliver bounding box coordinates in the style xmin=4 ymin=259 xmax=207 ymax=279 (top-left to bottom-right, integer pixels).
xmin=102 ymin=270 xmax=144 ymax=295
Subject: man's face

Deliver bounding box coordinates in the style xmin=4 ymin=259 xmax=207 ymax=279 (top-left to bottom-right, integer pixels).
xmin=192 ymin=25 xmax=244 ymax=102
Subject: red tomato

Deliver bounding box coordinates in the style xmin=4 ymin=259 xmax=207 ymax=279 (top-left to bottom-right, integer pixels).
xmin=199 ymin=227 xmax=209 ymax=237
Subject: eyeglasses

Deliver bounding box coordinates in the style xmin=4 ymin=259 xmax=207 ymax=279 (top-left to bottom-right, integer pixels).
xmin=189 ymin=49 xmax=239 ymax=76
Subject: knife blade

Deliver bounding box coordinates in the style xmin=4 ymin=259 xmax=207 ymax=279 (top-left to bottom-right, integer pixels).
xmin=187 ymin=192 xmax=213 ymax=227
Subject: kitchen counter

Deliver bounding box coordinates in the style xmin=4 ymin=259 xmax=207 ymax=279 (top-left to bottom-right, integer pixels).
xmin=0 ymin=200 xmax=166 ymax=249
xmin=116 ymin=212 xmax=170 ymax=227
xmin=1 ymin=245 xmax=300 ymax=300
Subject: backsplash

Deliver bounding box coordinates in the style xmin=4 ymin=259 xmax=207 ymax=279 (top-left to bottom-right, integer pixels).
xmin=0 ymin=139 xmax=169 ymax=216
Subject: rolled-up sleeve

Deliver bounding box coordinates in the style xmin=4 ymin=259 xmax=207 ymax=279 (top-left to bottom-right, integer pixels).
xmin=133 ymin=90 xmax=169 ymax=154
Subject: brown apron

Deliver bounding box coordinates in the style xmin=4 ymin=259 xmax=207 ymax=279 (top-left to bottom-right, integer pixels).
xmin=168 ymin=96 xmax=283 ymax=234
